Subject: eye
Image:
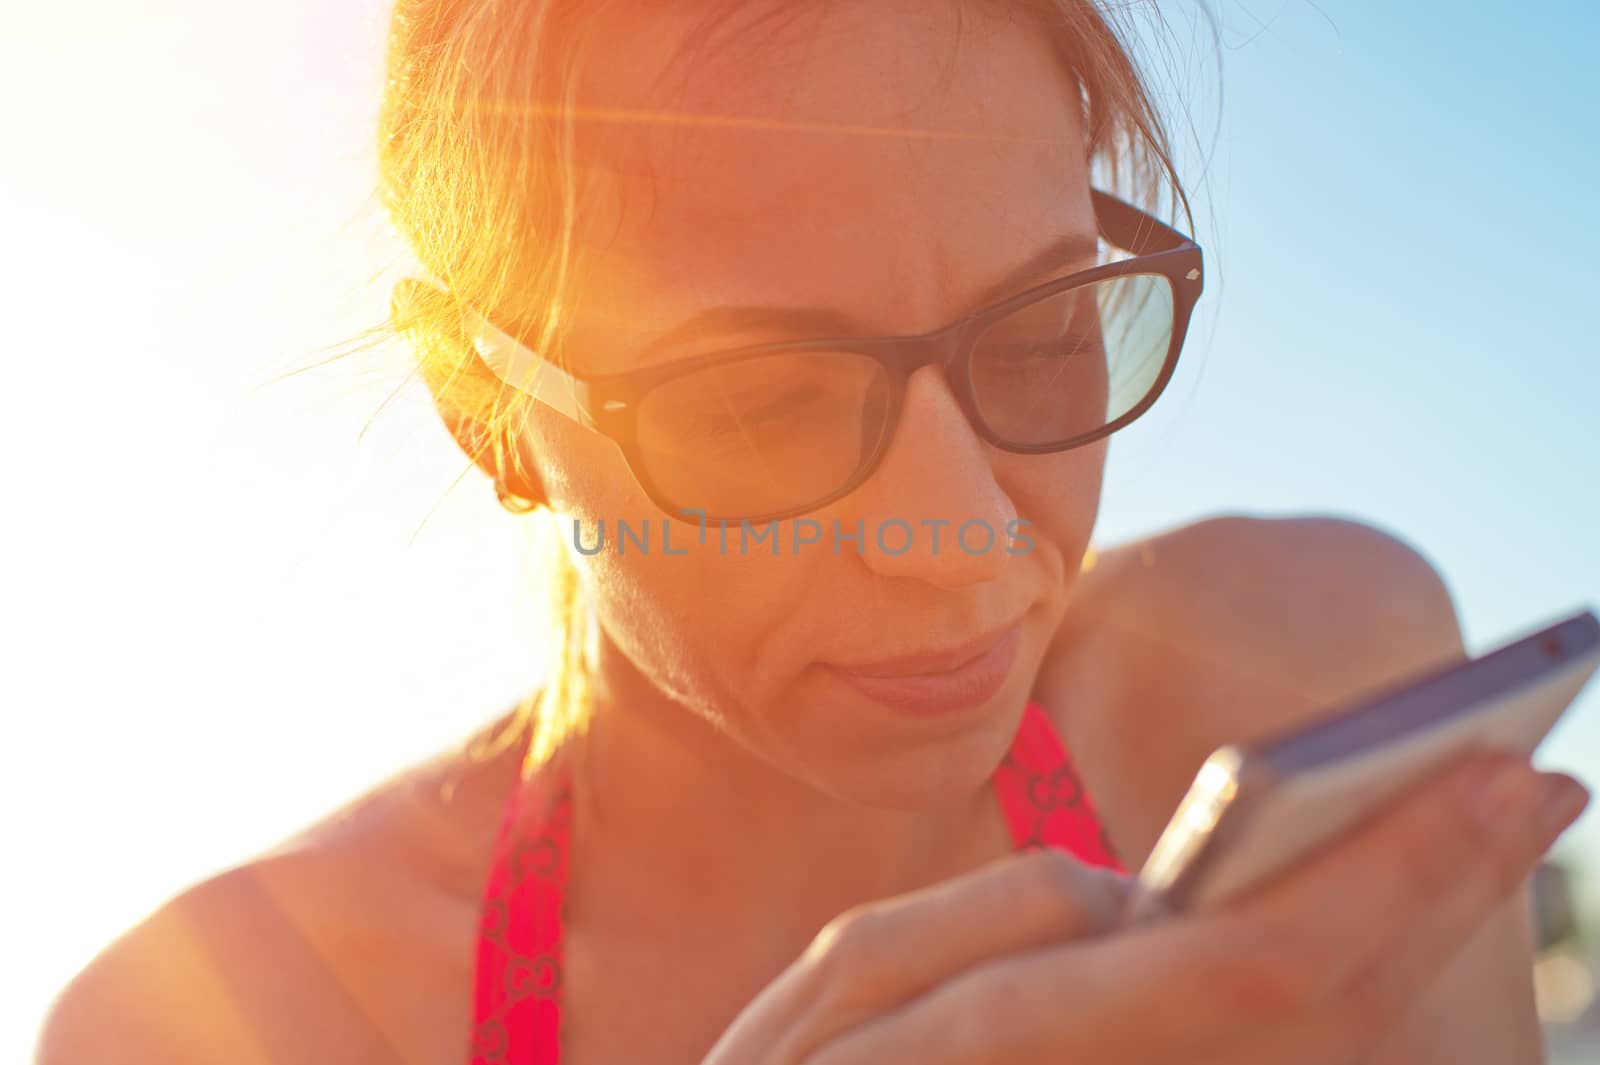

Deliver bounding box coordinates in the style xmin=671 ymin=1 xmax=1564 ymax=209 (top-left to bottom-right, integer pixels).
xmin=688 ymin=386 xmax=826 ymax=439
xmin=745 ymin=385 xmax=828 ymax=420
xmin=988 ymin=334 xmax=1104 ymax=362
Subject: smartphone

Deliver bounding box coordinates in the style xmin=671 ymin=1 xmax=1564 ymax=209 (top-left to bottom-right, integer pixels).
xmin=1128 ymin=607 xmax=1600 ymax=923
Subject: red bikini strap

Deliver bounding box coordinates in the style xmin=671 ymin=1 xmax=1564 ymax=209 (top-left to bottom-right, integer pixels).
xmin=992 ymin=699 xmax=1125 ymax=871
xmin=469 ymin=755 xmax=572 ymax=1064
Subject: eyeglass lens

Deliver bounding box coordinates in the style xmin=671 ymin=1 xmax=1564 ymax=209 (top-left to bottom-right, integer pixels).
xmin=631 ymin=272 xmax=1175 ymax=520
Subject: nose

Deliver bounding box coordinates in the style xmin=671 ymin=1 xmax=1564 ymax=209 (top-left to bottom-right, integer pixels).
xmin=835 ymin=365 xmax=1020 ymax=590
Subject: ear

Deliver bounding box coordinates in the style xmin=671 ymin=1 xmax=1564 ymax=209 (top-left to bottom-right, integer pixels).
xmin=392 ymin=278 xmax=549 ymax=506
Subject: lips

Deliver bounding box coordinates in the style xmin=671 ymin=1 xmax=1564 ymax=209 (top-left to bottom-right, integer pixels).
xmin=825 ymin=620 xmax=1026 ymax=716
xmin=832 ymin=620 xmax=1024 ymax=678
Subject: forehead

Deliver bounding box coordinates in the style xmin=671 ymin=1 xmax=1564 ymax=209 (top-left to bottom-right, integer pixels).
xmin=554 ymin=2 xmax=1096 ymax=373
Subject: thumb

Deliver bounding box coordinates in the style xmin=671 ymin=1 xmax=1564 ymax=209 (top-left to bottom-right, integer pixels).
xmin=714 ymin=849 xmax=1129 ymax=1065
xmin=801 ymin=848 xmax=1132 ymax=1007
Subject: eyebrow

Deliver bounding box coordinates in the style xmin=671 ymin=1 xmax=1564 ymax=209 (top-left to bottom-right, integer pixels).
xmin=642 ymin=231 xmax=1100 ymax=354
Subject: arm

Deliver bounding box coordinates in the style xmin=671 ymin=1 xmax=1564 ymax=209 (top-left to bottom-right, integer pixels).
xmin=34 ymin=856 xmax=420 ymax=1065
xmin=34 ymin=868 xmax=282 ymax=1065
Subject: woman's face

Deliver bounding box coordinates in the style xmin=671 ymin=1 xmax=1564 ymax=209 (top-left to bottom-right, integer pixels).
xmin=515 ymin=1 xmax=1107 ymax=805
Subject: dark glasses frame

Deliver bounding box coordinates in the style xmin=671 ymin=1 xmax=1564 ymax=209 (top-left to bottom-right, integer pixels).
xmin=399 ymin=187 xmax=1203 ymax=523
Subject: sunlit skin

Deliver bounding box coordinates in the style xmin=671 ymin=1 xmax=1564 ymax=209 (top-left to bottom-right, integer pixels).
xmin=37 ymin=3 xmax=1552 ymax=1064
xmin=514 ymin=3 xmax=1106 ymax=949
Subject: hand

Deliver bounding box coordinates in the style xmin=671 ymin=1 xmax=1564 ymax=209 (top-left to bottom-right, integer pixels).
xmin=701 ymin=754 xmax=1589 ymax=1065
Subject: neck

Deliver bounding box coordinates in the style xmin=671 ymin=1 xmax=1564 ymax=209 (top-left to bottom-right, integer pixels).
xmin=563 ymin=628 xmax=1010 ymax=952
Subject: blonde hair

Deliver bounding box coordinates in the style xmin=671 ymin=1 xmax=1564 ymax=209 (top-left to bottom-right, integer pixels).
xmin=378 ymin=0 xmax=1200 ymax=777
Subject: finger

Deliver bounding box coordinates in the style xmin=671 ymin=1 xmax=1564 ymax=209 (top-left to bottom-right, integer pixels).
xmin=794 ymin=935 xmax=1115 ymax=1065
xmin=766 ymin=848 xmax=1127 ymax=1060
xmin=1182 ymin=883 xmax=1538 ymax=1065
xmin=793 ymin=911 xmax=1303 ymax=1065
xmin=917 ymin=754 xmax=1575 ymax=1058
xmin=1193 ymin=772 xmax=1587 ymax=1065
xmin=1222 ymin=755 xmax=1579 ymax=997
xmin=1128 ymin=756 xmax=1586 ymax=1051
xmin=799 ymin=761 xmax=1587 ymax=1065
xmin=805 ymin=846 xmax=1128 ymax=995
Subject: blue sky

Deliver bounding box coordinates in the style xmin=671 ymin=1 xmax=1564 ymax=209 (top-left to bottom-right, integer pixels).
xmin=3 ymin=0 xmax=1597 ymax=1056
xmin=1096 ymin=0 xmax=1600 ymax=816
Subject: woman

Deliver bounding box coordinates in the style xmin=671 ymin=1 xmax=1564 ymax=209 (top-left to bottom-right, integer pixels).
xmin=37 ymin=1 xmax=1588 ymax=1063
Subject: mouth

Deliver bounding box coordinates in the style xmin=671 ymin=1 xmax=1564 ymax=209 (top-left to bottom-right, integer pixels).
xmin=833 ymin=620 xmax=1025 ymax=677
xmin=823 ymin=619 xmax=1027 ymax=716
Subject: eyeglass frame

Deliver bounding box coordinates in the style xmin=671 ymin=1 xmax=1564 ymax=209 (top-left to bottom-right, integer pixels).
xmin=399 ymin=186 xmax=1204 ymax=524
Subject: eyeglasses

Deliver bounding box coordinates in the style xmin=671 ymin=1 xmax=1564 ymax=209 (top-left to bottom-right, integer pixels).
xmin=401 ymin=188 xmax=1203 ymax=524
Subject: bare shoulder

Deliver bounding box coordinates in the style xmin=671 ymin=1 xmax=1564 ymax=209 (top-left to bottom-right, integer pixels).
xmin=1039 ymin=512 xmax=1468 ymax=865
xmin=33 ymin=710 xmax=527 ymax=1065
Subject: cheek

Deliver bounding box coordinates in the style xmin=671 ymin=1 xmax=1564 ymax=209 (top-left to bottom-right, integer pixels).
xmin=531 ymin=411 xmax=822 ymax=698
xmin=1001 ymin=440 xmax=1105 ymax=581
xmin=526 ymin=409 xmax=632 ymax=519
xmin=580 ymin=537 xmax=828 ymax=706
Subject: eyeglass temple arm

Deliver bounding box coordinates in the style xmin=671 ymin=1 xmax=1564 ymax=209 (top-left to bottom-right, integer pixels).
xmin=463 ymin=302 xmax=591 ymax=426
xmin=392 ymin=277 xmax=591 ymax=427
xmin=1090 ymin=188 xmax=1195 ymax=255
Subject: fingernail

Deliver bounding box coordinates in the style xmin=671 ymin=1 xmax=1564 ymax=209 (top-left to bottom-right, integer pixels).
xmin=1538 ymin=775 xmax=1591 ymax=841
xmin=1464 ymin=758 xmax=1542 ymax=842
